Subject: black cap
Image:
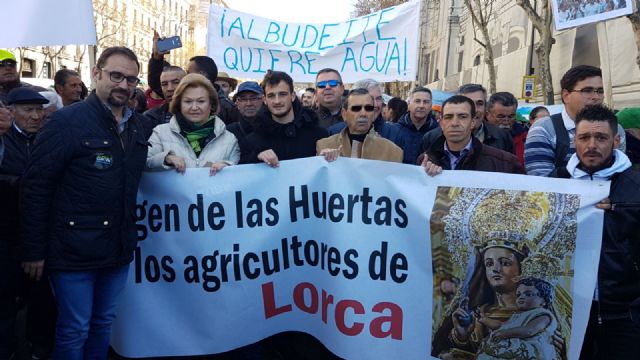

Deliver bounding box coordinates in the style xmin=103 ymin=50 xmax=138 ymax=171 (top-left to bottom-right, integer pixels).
xmin=7 ymin=87 xmax=50 ymax=105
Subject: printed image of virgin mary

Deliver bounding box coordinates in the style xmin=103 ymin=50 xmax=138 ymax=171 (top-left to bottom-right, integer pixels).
xmin=430 ymin=188 xmax=578 ymax=360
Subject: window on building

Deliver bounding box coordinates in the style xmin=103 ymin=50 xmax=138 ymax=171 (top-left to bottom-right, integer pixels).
xmin=457 ymin=52 xmax=464 ymax=73
xmin=43 ymin=62 xmax=52 ymax=78
xmin=21 ymin=58 xmax=35 ymax=77
xmin=473 ymin=55 xmax=481 ymax=66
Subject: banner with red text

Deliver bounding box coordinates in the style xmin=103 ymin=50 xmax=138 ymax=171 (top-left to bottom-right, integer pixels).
xmin=111 ymin=157 xmax=608 ymax=359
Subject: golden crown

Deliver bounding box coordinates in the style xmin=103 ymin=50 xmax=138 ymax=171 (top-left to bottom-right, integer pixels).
xmin=441 ymin=188 xmax=579 ymax=282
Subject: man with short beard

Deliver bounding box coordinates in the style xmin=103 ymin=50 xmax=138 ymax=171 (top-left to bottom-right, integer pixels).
xmin=20 ymin=47 xmax=149 ymax=359
xmin=551 ymin=105 xmax=640 ymax=360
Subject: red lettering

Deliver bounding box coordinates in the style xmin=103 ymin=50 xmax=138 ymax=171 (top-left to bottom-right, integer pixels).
xmin=293 ymin=282 xmax=319 ymax=314
xmin=335 ymin=300 xmax=365 ymax=336
xmin=321 ymin=289 xmax=334 ymax=324
xmin=370 ymin=302 xmax=403 ymax=340
xmin=262 ymin=282 xmax=292 ymax=319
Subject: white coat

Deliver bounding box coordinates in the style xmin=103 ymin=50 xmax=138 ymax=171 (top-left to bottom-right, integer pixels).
xmin=146 ymin=115 xmax=240 ymax=170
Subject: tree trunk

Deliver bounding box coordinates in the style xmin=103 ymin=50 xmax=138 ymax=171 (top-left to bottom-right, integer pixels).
xmin=483 ymin=27 xmax=497 ymax=94
xmin=538 ymin=30 xmax=554 ymax=105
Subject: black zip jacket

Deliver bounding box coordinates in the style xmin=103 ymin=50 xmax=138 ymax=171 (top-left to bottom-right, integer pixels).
xmin=555 ymin=167 xmax=640 ymax=319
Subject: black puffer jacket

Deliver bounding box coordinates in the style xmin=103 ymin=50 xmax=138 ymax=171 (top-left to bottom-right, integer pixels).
xmin=555 ymin=167 xmax=640 ymax=319
xmin=245 ymin=99 xmax=327 ymax=163
xmin=20 ymin=93 xmax=149 ymax=270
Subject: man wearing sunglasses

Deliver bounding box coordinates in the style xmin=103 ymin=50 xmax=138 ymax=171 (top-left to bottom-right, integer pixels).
xmin=0 ymin=50 xmax=32 ymax=105
xmin=315 ymin=68 xmax=345 ymax=129
xmin=20 ymin=47 xmax=149 ymax=359
xmin=317 ymin=88 xmax=402 ymax=162
xmin=525 ymin=65 xmax=626 ymax=176
xmin=327 ymin=79 xmax=401 ymax=146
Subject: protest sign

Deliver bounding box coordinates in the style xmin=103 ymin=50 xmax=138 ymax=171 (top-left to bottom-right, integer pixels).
xmin=553 ymin=0 xmax=634 ymax=30
xmin=1 ymin=0 xmax=96 ymax=48
xmin=111 ymin=158 xmax=608 ymax=359
xmin=206 ymin=1 xmax=420 ymax=83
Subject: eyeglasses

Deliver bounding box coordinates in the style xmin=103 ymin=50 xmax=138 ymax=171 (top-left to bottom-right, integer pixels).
xmin=100 ymin=69 xmax=139 ymax=85
xmin=0 ymin=60 xmax=17 ymax=68
xmin=570 ymin=87 xmax=605 ymax=96
xmin=349 ymin=104 xmax=375 ymax=112
xmin=316 ymin=80 xmax=342 ymax=89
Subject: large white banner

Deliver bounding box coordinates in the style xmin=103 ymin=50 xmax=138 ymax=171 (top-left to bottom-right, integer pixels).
xmin=111 ymin=158 xmax=608 ymax=359
xmin=206 ymin=2 xmax=420 ymax=83
xmin=0 ymin=0 xmax=97 ymax=47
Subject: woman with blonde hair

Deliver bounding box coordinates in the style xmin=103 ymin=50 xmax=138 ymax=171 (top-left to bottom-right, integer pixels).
xmin=146 ymin=73 xmax=239 ymax=174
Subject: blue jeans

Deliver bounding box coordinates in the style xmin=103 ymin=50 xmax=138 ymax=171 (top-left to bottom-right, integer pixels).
xmin=49 ymin=265 xmax=129 ymax=360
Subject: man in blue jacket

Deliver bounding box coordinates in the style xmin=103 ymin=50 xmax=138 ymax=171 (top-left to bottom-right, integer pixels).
xmin=395 ymin=87 xmax=439 ymax=164
xmin=20 ymin=46 xmax=149 ymax=359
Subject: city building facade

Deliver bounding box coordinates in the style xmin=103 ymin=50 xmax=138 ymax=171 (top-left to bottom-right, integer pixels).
xmin=417 ymin=0 xmax=640 ymax=108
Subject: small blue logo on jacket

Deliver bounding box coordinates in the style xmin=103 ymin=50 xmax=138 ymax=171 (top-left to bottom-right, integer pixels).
xmin=94 ymin=152 xmax=113 ymax=169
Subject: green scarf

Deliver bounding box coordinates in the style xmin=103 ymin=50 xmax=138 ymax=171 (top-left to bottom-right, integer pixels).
xmin=177 ymin=113 xmax=217 ymax=155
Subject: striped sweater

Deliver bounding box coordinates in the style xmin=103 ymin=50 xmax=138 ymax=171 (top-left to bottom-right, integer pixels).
xmin=524 ymin=108 xmax=626 ymax=176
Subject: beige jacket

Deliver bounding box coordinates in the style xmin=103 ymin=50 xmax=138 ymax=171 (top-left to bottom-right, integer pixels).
xmin=316 ymin=128 xmax=403 ymax=163
xmin=146 ymin=115 xmax=240 ymax=170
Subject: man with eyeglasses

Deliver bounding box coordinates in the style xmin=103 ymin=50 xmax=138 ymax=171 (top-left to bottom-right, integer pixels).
xmin=227 ymin=81 xmax=264 ymax=164
xmin=525 ymin=65 xmax=626 ymax=176
xmin=486 ymin=92 xmax=528 ymax=165
xmin=246 ymin=70 xmax=327 ymax=167
xmin=394 ymin=87 xmax=439 ymax=164
xmin=317 ymin=88 xmax=402 ymax=162
xmin=315 ymin=68 xmax=345 ymax=129
xmin=19 ymin=47 xmax=149 ymax=359
xmin=143 ymin=65 xmax=186 ymax=135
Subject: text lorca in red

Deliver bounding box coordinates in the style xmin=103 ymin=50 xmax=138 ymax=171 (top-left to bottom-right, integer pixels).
xmin=261 ymin=281 xmax=403 ymax=340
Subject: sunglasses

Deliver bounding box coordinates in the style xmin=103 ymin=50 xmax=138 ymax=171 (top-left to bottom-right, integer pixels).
xmin=317 ymin=80 xmax=342 ymax=89
xmin=0 ymin=60 xmax=17 ymax=68
xmin=350 ymin=105 xmax=375 ymax=112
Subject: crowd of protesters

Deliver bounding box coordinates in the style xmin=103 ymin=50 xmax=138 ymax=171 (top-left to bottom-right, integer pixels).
xmin=0 ymin=35 xmax=639 ymax=360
